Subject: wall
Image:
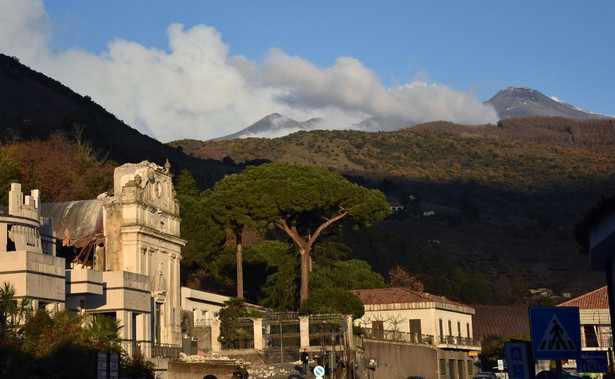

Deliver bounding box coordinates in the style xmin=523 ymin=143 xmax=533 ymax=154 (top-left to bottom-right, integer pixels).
xmin=361 ymin=339 xmax=438 ymax=379
xmin=193 ymin=327 xmax=212 ymax=352
xmin=437 ymin=349 xmax=476 ymax=379
xmin=0 ymin=250 xmax=65 ymax=303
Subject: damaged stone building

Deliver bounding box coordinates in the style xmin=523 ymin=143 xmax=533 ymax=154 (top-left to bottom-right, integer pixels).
xmin=0 ymin=161 xmax=190 ymax=357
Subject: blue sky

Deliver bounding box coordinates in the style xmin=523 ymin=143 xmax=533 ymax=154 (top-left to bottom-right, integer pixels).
xmin=1 ymin=1 xmax=613 ymax=141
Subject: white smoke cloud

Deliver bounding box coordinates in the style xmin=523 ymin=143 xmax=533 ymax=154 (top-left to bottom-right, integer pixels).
xmin=0 ymin=0 xmax=50 ymax=62
xmin=0 ymin=0 xmax=498 ymax=142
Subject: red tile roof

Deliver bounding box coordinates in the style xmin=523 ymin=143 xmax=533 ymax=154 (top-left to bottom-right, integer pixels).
xmin=473 ymin=305 xmax=530 ymax=340
xmin=351 ymin=287 xmax=468 ymax=308
xmin=558 ymin=286 xmax=609 ymax=309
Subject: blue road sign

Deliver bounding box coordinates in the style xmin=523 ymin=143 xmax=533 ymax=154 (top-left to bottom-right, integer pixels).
xmin=505 ymin=341 xmax=533 ymax=379
xmin=577 ymin=351 xmax=608 ymax=373
xmin=314 ymin=365 xmax=325 ymax=377
xmin=529 ymin=307 xmax=581 ymax=360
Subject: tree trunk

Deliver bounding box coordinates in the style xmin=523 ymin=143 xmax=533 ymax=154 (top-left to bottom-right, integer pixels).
xmin=300 ymin=247 xmax=310 ymax=303
xmin=275 ymin=212 xmax=348 ymax=305
xmin=236 ymin=229 xmax=244 ymax=299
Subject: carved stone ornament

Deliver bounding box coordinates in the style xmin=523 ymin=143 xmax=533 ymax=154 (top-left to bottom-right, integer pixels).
xmin=151 ymin=262 xmax=167 ymax=302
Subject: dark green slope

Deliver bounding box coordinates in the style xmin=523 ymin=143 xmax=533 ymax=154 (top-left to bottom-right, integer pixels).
xmin=170 ymin=121 xmax=615 ymax=299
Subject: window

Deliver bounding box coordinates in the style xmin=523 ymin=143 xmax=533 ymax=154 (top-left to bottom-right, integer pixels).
xmin=449 ymin=359 xmax=456 ymax=378
xmin=457 ymin=321 xmax=461 ymax=337
xmin=448 ymin=320 xmax=452 ymax=336
xmin=439 ymin=319 xmax=444 ymax=340
xmin=155 ymin=302 xmax=162 ymax=344
xmin=439 ymin=359 xmax=447 ymax=376
xmin=467 ymin=323 xmax=471 ymax=338
xmin=372 ymin=320 xmax=384 ymax=338
xmin=132 ymin=313 xmax=137 ymax=347
xmin=410 ymin=319 xmax=422 ymax=342
xmin=584 ymin=325 xmax=599 ymax=348
xmin=600 ymin=325 xmax=613 ymax=348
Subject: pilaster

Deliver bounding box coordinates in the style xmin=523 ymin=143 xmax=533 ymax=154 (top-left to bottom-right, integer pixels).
xmin=299 ymin=316 xmax=310 ymax=348
xmin=253 ymin=318 xmax=263 ymax=350
xmin=211 ymin=319 xmax=221 ymax=352
xmin=344 ymin=315 xmax=354 ymax=348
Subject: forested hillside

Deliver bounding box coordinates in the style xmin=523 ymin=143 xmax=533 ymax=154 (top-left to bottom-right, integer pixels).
xmin=0 ymin=131 xmax=115 ymax=204
xmin=170 ymin=118 xmax=615 ymax=302
xmin=171 ymin=117 xmax=615 ymax=194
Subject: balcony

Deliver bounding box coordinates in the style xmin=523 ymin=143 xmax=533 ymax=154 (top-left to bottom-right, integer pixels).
xmin=362 ymin=328 xmax=434 ymax=345
xmin=437 ymin=335 xmax=480 ymax=348
xmin=360 ymin=329 xmax=479 ymax=349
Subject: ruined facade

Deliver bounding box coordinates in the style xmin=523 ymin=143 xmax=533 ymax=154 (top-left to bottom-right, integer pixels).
xmin=0 ymin=161 xmax=186 ymax=357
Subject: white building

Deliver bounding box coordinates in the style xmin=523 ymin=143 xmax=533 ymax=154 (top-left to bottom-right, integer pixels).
xmin=352 ymin=287 xmax=480 ymax=379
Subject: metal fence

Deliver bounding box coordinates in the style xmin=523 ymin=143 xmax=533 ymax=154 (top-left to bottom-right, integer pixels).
xmin=223 ymin=313 xmax=349 ymax=363
xmin=221 ymin=318 xmax=254 ymax=349
xmin=262 ymin=313 xmax=301 ymax=363
xmin=152 ymin=343 xmax=182 ymax=358
xmin=309 ymin=315 xmax=346 ymax=348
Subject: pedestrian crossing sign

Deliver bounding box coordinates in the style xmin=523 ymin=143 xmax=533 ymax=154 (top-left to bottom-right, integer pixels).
xmin=505 ymin=341 xmax=533 ymax=379
xmin=529 ymin=307 xmax=581 ymax=359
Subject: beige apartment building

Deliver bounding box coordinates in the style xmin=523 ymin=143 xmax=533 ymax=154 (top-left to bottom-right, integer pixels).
xmin=353 ymin=287 xmax=481 ymax=379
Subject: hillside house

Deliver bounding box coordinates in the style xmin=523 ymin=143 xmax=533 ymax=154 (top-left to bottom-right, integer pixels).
xmin=352 ymin=287 xmax=480 ymax=379
xmin=575 ymin=196 xmax=615 ymax=346
xmin=558 ymin=286 xmax=612 ymax=351
xmin=389 ymin=201 xmax=405 ymax=214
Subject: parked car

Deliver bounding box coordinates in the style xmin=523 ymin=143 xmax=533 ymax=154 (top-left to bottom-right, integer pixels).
xmin=474 ymin=372 xmax=498 ymax=379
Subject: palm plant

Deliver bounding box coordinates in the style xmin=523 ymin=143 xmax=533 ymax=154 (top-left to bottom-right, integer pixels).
xmin=0 ymin=282 xmax=31 ymax=335
xmin=84 ymin=313 xmax=123 ymax=353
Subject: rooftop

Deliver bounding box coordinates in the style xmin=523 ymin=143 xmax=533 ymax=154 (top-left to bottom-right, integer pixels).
xmin=558 ymin=286 xmax=608 ymax=309
xmin=473 ymin=305 xmax=530 ymax=340
xmin=351 ymin=287 xmax=468 ymax=308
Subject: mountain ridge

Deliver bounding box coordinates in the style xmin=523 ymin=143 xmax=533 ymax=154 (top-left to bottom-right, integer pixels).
xmin=485 ymin=86 xmax=611 ymax=120
xmin=211 ymin=113 xmax=324 ymax=141
xmin=212 ymin=87 xmax=611 ymax=140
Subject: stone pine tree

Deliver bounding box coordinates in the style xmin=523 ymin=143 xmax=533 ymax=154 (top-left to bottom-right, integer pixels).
xmin=174 ymin=170 xmax=226 ymax=267
xmin=204 ymin=174 xmax=271 ymax=299
xmin=208 ymin=162 xmax=390 ymax=304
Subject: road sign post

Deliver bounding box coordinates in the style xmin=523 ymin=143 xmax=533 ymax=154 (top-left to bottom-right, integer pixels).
xmin=505 ymin=341 xmax=534 ymax=379
xmin=529 ymin=307 xmax=581 ymax=360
